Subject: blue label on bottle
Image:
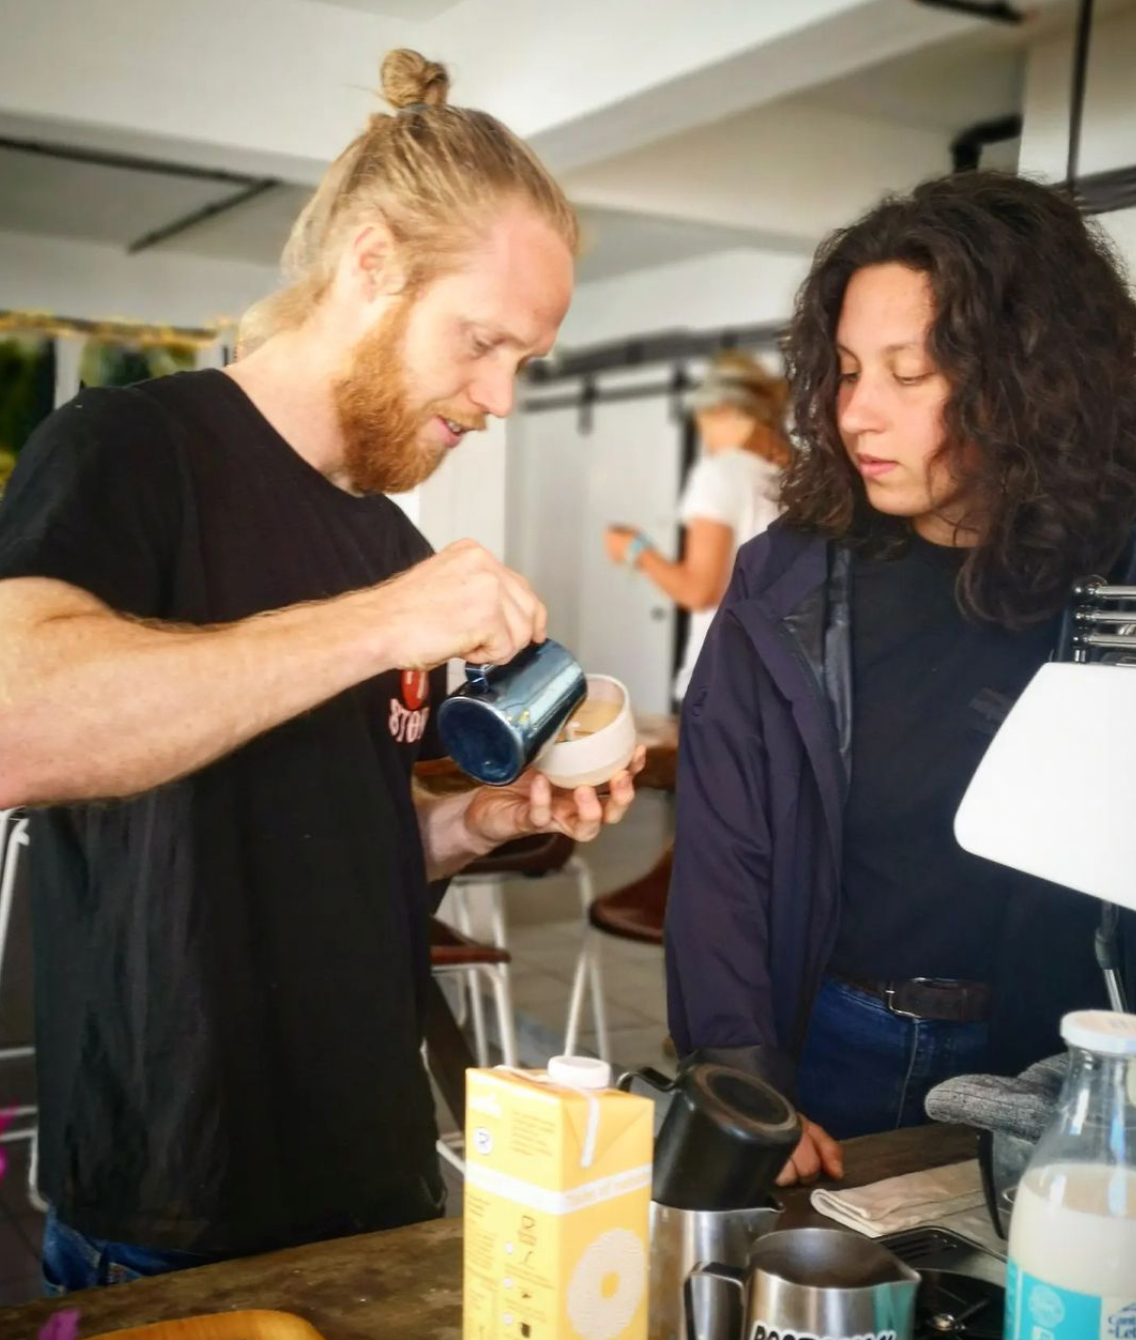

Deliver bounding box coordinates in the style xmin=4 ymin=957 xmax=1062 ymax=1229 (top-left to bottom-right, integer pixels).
xmin=1007 ymin=1259 xmax=1136 ymax=1340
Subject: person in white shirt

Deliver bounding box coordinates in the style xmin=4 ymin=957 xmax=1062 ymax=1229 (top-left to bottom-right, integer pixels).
xmin=605 ymin=352 xmax=790 ymax=700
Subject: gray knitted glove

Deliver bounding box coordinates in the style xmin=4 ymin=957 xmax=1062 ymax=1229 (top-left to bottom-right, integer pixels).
xmin=924 ymin=1054 xmax=1067 ymax=1143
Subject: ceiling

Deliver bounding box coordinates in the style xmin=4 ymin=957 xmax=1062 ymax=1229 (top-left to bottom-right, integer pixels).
xmin=807 ymin=0 xmax=1136 ymax=136
xmin=575 ymin=207 xmax=811 ymax=280
xmin=0 ymin=144 xmax=243 ymax=251
xmin=5 ymin=0 xmax=1135 ymax=283
xmin=0 ymin=141 xmax=808 ymax=281
xmin=303 ymin=0 xmax=463 ymax=19
xmin=807 ymin=32 xmax=1024 ymax=135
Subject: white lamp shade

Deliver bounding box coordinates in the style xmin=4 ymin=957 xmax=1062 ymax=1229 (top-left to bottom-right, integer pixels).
xmin=955 ymin=662 xmax=1136 ymax=912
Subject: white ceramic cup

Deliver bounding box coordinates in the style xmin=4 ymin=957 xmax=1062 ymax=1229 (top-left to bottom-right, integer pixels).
xmin=536 ymin=674 xmax=636 ymax=790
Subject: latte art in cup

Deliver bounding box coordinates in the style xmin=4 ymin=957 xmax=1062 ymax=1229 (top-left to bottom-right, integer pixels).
xmin=557 ymin=697 xmax=622 ymax=742
xmin=538 ymin=675 xmax=636 ymax=790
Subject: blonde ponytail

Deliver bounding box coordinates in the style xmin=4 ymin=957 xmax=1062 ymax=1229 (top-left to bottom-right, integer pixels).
xmin=237 ymin=49 xmax=576 ymax=356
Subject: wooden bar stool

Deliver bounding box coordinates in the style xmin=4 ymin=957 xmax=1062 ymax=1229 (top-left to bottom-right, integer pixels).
xmin=587 ymin=846 xmax=671 ymax=946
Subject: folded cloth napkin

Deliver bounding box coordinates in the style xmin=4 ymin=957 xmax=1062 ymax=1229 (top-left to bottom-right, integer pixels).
xmin=810 ymin=1159 xmax=1001 ymax=1254
xmin=924 ymin=1055 xmax=1065 ymax=1143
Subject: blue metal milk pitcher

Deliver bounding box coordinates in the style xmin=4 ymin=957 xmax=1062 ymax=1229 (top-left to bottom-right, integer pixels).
xmin=437 ymin=639 xmax=586 ymax=786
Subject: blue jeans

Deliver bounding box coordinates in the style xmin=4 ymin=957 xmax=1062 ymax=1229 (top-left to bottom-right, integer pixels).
xmin=796 ymin=975 xmax=991 ymax=1140
xmin=42 ymin=1210 xmax=228 ymax=1296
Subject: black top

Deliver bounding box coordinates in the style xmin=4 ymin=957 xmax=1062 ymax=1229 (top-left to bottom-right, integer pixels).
xmin=831 ymin=533 xmax=1059 ymax=983
xmin=0 ymin=370 xmax=448 ymax=1252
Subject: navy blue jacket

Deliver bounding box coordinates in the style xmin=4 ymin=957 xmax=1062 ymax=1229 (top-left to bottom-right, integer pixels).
xmin=666 ymin=523 xmax=1113 ymax=1098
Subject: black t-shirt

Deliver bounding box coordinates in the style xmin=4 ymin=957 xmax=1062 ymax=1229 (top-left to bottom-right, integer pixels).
xmin=0 ymin=370 xmax=449 ymax=1252
xmin=831 ymin=534 xmax=1059 ymax=983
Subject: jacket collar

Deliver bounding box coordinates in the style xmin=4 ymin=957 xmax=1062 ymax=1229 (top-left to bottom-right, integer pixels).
xmin=725 ymin=530 xmax=849 ymax=867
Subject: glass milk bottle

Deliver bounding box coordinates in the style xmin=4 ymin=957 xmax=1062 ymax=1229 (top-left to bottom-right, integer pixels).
xmin=1006 ymin=1010 xmax=1136 ymax=1339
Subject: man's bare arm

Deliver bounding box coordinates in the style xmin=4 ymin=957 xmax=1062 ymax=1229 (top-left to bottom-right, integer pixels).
xmin=0 ymin=541 xmax=547 ymax=807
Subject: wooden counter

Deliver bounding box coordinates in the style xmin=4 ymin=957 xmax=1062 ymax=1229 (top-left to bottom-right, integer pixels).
xmin=0 ymin=1124 xmax=976 ymax=1340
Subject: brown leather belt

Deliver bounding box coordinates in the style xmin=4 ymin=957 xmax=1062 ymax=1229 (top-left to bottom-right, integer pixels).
xmin=830 ymin=972 xmax=992 ymax=1024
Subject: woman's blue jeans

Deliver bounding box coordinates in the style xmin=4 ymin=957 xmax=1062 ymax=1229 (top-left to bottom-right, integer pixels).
xmin=796 ymin=975 xmax=991 ymax=1139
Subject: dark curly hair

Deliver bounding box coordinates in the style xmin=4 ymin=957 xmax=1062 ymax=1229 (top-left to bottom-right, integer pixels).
xmin=781 ymin=171 xmax=1136 ymax=627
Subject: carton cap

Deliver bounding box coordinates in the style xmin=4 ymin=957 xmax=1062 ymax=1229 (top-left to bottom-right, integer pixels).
xmin=548 ymin=1055 xmax=612 ymax=1090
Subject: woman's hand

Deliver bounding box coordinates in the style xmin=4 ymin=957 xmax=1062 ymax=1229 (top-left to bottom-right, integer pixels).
xmin=604 ymin=525 xmax=639 ymax=566
xmin=775 ymin=1117 xmax=844 ymax=1186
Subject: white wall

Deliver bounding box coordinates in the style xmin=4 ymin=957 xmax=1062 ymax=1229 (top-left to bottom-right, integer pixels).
xmin=1019 ymin=5 xmax=1136 ymax=268
xmin=414 ymin=419 xmax=507 ymax=557
xmin=507 ymin=247 xmax=802 ymax=708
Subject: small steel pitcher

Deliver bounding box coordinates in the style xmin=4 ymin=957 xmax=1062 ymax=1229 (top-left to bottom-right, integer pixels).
xmin=649 ymin=1200 xmax=783 ymax=1340
xmin=690 ymin=1227 xmax=920 ymax=1340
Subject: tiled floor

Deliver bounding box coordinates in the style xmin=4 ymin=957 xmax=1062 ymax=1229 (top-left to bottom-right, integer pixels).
xmin=0 ymin=788 xmax=675 ymax=1306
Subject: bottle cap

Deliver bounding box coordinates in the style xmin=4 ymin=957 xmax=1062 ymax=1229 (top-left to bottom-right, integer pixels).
xmin=1061 ymin=1009 xmax=1136 ymax=1056
xmin=547 ymin=1055 xmax=612 ymax=1089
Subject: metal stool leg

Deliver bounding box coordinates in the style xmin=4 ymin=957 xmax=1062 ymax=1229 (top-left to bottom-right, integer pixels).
xmin=466 ymin=967 xmax=489 ymax=1068
xmin=563 ymin=936 xmax=589 ymax=1056
xmin=0 ymin=817 xmax=40 ymax=1210
xmin=28 ymin=1125 xmax=46 ymax=1213
xmin=451 ymin=894 xmax=489 ymax=1066
xmin=0 ymin=818 xmax=29 ymax=1008
xmin=454 ymin=875 xmax=518 ymax=1067
xmin=436 ymin=1130 xmax=466 ymax=1177
xmin=445 ymin=885 xmax=471 ymax=1029
xmin=562 ymin=856 xmax=610 ymax=1062
xmin=586 ymin=938 xmax=610 ymax=1064
xmin=486 ymin=883 xmax=517 ymax=1067
xmin=484 ymin=965 xmax=518 ymax=1068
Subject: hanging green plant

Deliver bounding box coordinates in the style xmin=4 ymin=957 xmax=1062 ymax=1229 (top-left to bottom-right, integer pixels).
xmin=0 ymin=335 xmax=55 ymax=496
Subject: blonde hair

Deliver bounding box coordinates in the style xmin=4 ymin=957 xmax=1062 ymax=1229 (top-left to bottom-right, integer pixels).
xmin=238 ymin=50 xmax=578 ymax=354
xmin=704 ymin=351 xmax=789 ymax=427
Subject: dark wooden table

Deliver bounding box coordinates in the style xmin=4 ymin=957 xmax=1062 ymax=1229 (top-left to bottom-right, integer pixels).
xmin=0 ymin=1124 xmax=977 ymax=1340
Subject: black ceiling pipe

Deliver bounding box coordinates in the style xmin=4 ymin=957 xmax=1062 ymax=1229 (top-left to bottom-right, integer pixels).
xmin=0 ymin=134 xmax=262 ymax=186
xmin=950 ymin=114 xmax=1023 ymax=172
xmin=526 ymin=320 xmax=785 ymax=385
xmin=128 ymin=179 xmax=279 ymax=254
xmin=1074 ymin=162 xmax=1136 ymax=216
xmin=911 ymin=0 xmax=1026 ymax=22
xmin=1066 ymin=0 xmax=1095 ymax=186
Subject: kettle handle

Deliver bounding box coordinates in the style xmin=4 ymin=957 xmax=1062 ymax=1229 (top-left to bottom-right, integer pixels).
xmin=616 ymin=1066 xmax=677 ymax=1098
xmin=684 ymin=1264 xmax=746 ymax=1340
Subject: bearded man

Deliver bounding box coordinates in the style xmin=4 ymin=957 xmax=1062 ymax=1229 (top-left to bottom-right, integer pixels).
xmin=0 ymin=49 xmax=642 ymax=1291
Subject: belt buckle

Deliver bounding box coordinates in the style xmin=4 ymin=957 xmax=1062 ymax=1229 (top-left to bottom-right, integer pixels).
xmin=884 ymin=984 xmax=923 ymax=1020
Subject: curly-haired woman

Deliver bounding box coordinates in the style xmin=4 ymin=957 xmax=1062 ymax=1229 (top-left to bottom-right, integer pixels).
xmin=666 ymin=172 xmax=1136 ymax=1186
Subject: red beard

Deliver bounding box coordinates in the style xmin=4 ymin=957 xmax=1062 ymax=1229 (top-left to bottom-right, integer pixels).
xmin=333 ymin=299 xmax=447 ymax=496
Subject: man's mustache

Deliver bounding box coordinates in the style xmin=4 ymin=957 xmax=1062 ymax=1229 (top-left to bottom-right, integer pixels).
xmin=432 ymin=408 xmax=488 ymax=433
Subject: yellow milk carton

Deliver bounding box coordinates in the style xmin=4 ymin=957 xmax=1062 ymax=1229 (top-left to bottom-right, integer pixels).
xmin=463 ymin=1055 xmax=653 ymax=1340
